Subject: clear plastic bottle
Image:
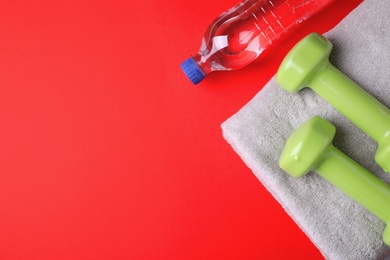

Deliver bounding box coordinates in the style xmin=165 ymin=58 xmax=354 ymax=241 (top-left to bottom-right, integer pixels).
xmin=180 ymin=0 xmax=334 ymax=84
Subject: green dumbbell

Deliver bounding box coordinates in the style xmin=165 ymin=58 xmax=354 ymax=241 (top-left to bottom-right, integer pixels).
xmin=276 ymin=32 xmax=390 ymax=173
xmin=279 ymin=116 xmax=390 ymax=246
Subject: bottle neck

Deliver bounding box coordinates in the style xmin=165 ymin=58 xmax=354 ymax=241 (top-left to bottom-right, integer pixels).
xmin=192 ymin=53 xmax=212 ymax=76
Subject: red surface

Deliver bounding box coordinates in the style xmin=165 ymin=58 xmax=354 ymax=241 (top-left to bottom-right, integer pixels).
xmin=0 ymin=0 xmax=362 ymax=259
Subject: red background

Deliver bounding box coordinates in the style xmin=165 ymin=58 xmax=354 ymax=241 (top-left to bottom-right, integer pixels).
xmin=0 ymin=0 xmax=362 ymax=259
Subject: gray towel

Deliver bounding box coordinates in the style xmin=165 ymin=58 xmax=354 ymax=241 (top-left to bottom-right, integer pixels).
xmin=221 ymin=0 xmax=390 ymax=259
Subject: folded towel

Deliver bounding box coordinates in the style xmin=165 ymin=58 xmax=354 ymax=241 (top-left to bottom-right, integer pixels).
xmin=221 ymin=0 xmax=390 ymax=259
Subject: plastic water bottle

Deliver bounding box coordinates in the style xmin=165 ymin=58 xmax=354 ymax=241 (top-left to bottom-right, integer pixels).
xmin=180 ymin=0 xmax=334 ymax=85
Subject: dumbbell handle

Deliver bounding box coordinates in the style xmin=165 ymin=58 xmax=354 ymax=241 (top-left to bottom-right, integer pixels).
xmin=317 ymin=145 xmax=390 ymax=224
xmin=310 ymin=64 xmax=390 ymax=142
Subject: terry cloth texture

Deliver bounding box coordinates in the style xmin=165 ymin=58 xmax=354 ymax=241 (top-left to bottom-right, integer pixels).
xmin=221 ymin=0 xmax=390 ymax=259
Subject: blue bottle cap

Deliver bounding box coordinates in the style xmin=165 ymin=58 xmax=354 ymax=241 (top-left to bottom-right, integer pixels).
xmin=180 ymin=58 xmax=205 ymax=85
